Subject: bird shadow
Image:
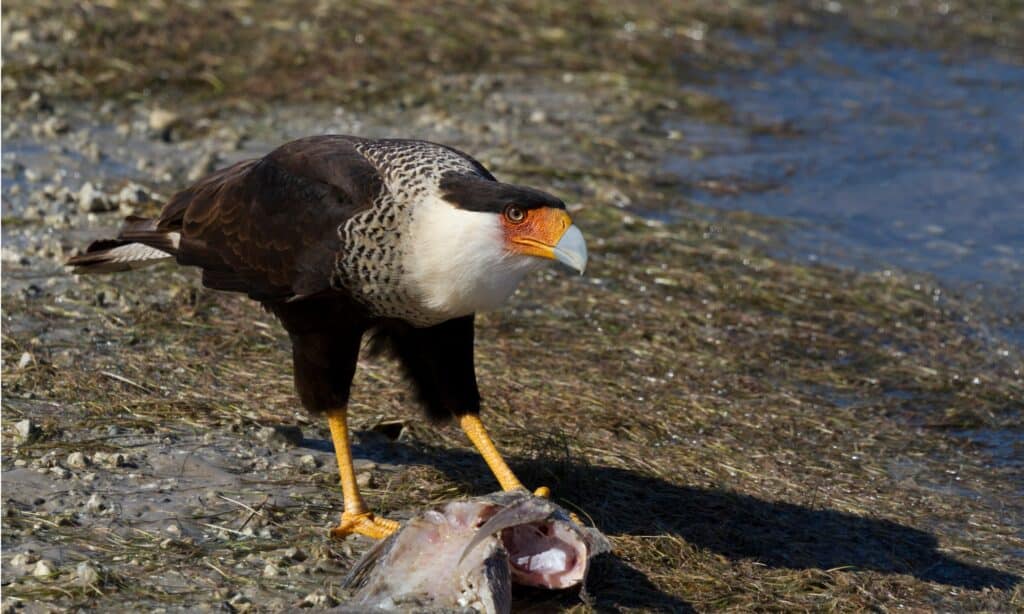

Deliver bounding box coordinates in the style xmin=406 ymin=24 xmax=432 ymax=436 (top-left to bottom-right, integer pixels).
xmin=313 ymin=433 xmax=1019 ymax=610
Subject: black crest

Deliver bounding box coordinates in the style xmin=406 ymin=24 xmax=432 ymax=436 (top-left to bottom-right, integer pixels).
xmin=440 ymin=173 xmax=566 ymax=214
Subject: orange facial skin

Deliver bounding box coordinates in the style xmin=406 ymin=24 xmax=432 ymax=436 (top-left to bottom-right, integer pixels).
xmin=502 ymin=206 xmax=572 ymax=260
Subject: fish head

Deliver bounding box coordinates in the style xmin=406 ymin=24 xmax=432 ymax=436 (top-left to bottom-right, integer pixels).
xmin=460 ymin=492 xmax=611 ymax=590
xmin=343 ymin=492 xmax=609 ymax=612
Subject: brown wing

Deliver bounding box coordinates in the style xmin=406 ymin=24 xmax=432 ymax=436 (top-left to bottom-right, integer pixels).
xmin=156 ymin=136 xmax=382 ymax=301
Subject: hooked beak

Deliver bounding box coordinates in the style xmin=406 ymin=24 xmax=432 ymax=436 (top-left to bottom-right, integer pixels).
xmin=507 ymin=208 xmax=588 ymax=275
xmin=552 ymin=224 xmax=587 ymax=275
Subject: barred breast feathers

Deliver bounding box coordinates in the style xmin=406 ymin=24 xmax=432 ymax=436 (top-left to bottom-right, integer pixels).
xmin=333 ymin=140 xmax=492 ymax=325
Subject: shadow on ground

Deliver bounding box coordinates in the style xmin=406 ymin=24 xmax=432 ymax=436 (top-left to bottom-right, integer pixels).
xmin=312 ymin=433 xmax=1020 ymax=609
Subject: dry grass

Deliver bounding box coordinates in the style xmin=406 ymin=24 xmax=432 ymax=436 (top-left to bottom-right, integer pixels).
xmin=4 ymin=187 xmax=1022 ymax=610
xmin=3 ymin=0 xmax=1021 ymax=111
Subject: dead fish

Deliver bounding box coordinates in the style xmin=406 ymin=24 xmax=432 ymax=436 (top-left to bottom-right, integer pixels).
xmin=336 ymin=490 xmax=610 ymax=613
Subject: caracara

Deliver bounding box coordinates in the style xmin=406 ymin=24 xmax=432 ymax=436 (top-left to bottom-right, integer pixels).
xmin=68 ymin=136 xmax=587 ymax=539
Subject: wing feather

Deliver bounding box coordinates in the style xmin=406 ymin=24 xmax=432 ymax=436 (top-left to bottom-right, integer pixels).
xmin=156 ymin=136 xmax=381 ymax=301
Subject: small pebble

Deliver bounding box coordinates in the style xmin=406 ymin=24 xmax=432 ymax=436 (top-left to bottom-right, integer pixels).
xmin=85 ymin=493 xmax=107 ymax=512
xmin=77 ymin=181 xmax=116 ymax=213
xmin=10 ymin=552 xmax=37 ymax=568
xmin=256 ymin=425 xmax=303 ymax=447
xmin=148 ymin=108 xmax=179 ymax=133
xmin=228 ymin=594 xmax=252 ymax=612
xmin=66 ymin=452 xmax=90 ymax=469
xmin=32 ymin=559 xmax=55 ymax=578
xmin=301 ymin=591 xmax=336 ymax=608
xmin=14 ymin=419 xmax=38 ymax=442
xmin=76 ymin=561 xmax=101 ymax=587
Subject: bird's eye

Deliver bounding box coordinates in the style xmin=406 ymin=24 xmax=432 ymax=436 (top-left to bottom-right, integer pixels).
xmin=505 ymin=206 xmax=526 ymax=224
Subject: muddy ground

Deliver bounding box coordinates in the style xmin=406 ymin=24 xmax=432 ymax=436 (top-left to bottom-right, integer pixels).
xmin=2 ymin=1 xmax=1022 ymax=612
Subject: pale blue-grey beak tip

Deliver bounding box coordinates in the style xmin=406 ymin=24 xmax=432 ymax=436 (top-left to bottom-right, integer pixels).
xmin=553 ymin=224 xmax=587 ymax=275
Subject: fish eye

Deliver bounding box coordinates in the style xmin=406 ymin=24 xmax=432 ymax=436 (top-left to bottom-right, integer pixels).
xmin=504 ymin=205 xmax=526 ymax=224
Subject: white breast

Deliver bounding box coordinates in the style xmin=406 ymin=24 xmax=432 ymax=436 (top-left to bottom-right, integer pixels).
xmin=403 ymin=193 xmax=544 ymax=325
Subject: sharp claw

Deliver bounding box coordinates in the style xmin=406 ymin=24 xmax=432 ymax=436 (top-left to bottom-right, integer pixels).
xmin=330 ymin=511 xmax=399 ymax=540
xmin=530 ymin=486 xmax=583 ymax=524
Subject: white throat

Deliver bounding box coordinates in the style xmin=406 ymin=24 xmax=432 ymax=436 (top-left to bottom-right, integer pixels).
xmin=403 ymin=193 xmax=544 ymax=326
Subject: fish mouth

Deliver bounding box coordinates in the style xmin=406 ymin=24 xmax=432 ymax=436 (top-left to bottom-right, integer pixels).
xmin=501 ymin=521 xmax=587 ymax=589
xmin=459 ymin=496 xmax=591 ymax=589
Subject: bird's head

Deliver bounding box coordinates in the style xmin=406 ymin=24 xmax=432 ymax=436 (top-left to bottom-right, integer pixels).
xmin=439 ymin=174 xmax=588 ymax=275
xmin=403 ymin=174 xmax=588 ymax=323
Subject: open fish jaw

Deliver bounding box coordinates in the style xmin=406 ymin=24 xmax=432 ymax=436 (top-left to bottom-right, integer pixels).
xmin=502 ymin=521 xmax=588 ymax=588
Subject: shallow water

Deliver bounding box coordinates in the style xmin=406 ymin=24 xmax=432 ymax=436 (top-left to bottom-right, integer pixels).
xmin=665 ymin=33 xmax=1024 ymax=475
xmin=665 ymin=33 xmax=1024 ymax=306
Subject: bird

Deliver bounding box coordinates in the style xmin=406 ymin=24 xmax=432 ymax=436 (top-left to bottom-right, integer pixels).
xmin=67 ymin=135 xmax=588 ymax=539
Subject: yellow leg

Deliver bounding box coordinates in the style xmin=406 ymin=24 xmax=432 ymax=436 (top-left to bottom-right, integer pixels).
xmin=326 ymin=408 xmax=399 ymax=539
xmin=459 ymin=414 xmax=549 ymax=497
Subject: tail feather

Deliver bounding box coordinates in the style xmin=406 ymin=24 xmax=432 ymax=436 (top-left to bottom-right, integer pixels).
xmin=67 ymin=216 xmax=180 ymax=274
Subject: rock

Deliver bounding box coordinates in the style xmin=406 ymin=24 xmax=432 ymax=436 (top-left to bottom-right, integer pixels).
xmin=298 ymin=454 xmax=319 ymax=470
xmin=256 ymin=425 xmax=303 ymax=447
xmin=50 ymin=467 xmax=71 ymax=479
xmin=300 ymin=591 xmax=336 ymax=608
xmin=85 ymin=493 xmax=107 ymax=513
xmin=227 ymin=593 xmax=252 ymax=612
xmin=262 ymin=562 xmax=282 ymax=577
xmin=283 ymin=547 xmax=307 ymax=562
xmin=187 ymin=151 xmax=219 ymax=182
xmin=66 ymin=452 xmax=90 ymax=469
xmin=76 ymin=561 xmax=101 ymax=587
xmin=16 ymin=351 xmax=33 ymax=369
xmin=32 ymin=559 xmax=55 ymax=578
xmin=148 ymin=108 xmax=180 ymax=133
xmin=83 ymin=141 xmax=103 ymax=162
xmin=93 ymin=451 xmax=126 ymax=468
xmin=37 ymin=116 xmax=69 ymax=137
xmin=77 ymin=182 xmax=115 ymax=213
xmin=2 ymin=597 xmax=23 ymax=614
xmin=14 ymin=419 xmax=39 ymax=443
xmin=10 ymin=552 xmax=38 ymax=569
xmin=8 ymin=29 xmax=33 ymax=49
xmin=117 ymin=183 xmax=151 ymax=206
xmin=35 ymin=451 xmax=59 ymax=468
xmin=356 ymin=471 xmax=374 ymax=488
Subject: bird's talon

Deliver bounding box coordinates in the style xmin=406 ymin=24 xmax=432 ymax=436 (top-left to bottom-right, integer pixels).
xmin=530 ymin=486 xmax=583 ymax=524
xmin=330 ymin=511 xmax=399 ymax=540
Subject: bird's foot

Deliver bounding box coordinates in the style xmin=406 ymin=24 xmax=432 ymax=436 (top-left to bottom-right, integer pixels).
xmin=531 ymin=485 xmax=583 ymax=524
xmin=330 ymin=511 xmax=400 ymax=540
